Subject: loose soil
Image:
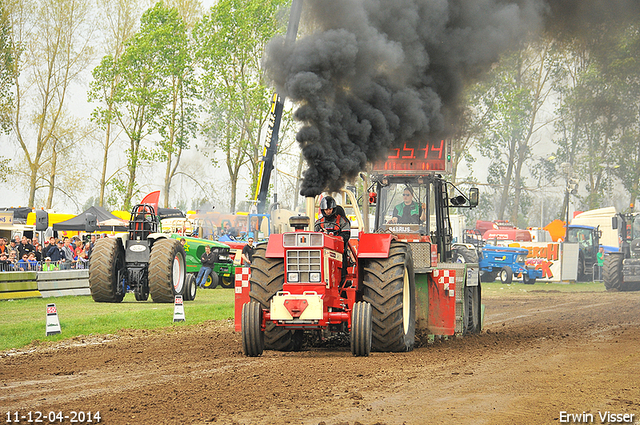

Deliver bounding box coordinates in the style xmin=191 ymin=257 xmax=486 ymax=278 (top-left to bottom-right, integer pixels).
xmin=2 ymin=290 xmax=640 ymax=425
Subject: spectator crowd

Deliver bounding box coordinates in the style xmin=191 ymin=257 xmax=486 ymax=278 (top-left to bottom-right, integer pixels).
xmin=0 ymin=234 xmax=106 ymax=272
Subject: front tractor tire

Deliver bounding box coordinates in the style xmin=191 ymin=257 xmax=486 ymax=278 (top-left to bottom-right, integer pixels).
xmin=499 ymin=266 xmax=513 ymax=284
xmin=248 ymin=245 xmax=300 ymax=351
xmin=220 ymin=275 xmax=234 ymax=289
xmin=362 ymin=241 xmax=416 ymax=352
xmin=242 ymin=301 xmax=265 ymax=357
xmin=148 ymin=238 xmax=186 ymax=303
xmin=603 ymin=253 xmax=623 ymax=291
xmin=464 ymin=280 xmax=482 ymax=335
xmin=351 ymin=301 xmax=372 ymax=357
xmin=184 ymin=273 xmax=197 ymax=301
xmin=89 ymin=238 xmax=125 ymax=303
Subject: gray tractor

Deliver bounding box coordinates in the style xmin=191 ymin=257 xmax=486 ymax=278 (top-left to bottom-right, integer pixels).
xmin=604 ymin=212 xmax=640 ymax=291
xmin=89 ymin=204 xmax=196 ymax=302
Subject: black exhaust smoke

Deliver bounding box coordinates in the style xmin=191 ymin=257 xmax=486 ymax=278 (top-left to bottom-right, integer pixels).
xmin=264 ymin=0 xmax=640 ymax=197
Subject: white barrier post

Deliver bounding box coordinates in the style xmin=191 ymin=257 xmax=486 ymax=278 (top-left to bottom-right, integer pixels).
xmin=46 ymin=303 xmax=62 ymax=336
xmin=173 ymin=295 xmax=185 ymax=322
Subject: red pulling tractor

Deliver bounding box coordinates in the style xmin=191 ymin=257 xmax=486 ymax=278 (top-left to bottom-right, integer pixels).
xmin=236 ymin=140 xmax=482 ymax=356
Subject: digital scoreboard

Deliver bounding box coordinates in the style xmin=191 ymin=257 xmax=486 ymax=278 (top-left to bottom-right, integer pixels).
xmin=372 ymin=140 xmax=450 ymax=173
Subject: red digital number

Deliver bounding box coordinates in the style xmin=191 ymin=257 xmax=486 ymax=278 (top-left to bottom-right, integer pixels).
xmin=430 ymin=139 xmax=444 ymax=159
xmin=401 ymin=142 xmax=415 ymax=159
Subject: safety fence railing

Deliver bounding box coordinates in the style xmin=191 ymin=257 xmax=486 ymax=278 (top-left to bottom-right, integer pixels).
xmin=0 ymin=269 xmax=90 ymax=300
xmin=0 ymin=259 xmax=90 ymax=272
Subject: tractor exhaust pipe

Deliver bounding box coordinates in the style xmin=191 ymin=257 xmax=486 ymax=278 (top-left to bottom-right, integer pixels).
xmin=305 ymin=197 xmax=315 ymax=224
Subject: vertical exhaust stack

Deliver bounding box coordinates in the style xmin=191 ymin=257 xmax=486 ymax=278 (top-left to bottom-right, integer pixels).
xmin=305 ymin=197 xmax=316 ymax=225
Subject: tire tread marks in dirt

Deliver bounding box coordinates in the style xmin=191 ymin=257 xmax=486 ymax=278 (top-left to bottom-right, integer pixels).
xmin=362 ymin=241 xmax=415 ymax=352
xmin=148 ymin=238 xmax=185 ymax=303
xmin=89 ymin=238 xmax=124 ymax=303
xmin=248 ymin=245 xmax=296 ymax=351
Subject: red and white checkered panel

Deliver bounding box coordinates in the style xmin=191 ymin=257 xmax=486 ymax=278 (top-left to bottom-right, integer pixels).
xmin=433 ymin=269 xmax=456 ymax=285
xmin=234 ymin=267 xmax=252 ymax=332
xmin=235 ymin=267 xmax=251 ymax=294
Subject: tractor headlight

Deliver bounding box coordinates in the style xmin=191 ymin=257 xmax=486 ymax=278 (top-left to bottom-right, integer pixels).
xmin=287 ymin=272 xmax=299 ymax=282
xmin=516 ymin=255 xmax=526 ymax=263
xmin=309 ymin=272 xmax=321 ymax=282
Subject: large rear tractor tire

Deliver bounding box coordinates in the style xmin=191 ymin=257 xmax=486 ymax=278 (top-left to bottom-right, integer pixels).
xmin=351 ymin=301 xmax=372 ymax=357
xmin=148 ymin=238 xmax=186 ymax=303
xmin=603 ymin=253 xmax=623 ymax=291
xmin=576 ymin=251 xmax=587 ymax=282
xmin=362 ymin=241 xmax=416 ymax=352
xmin=89 ymin=238 xmax=125 ymax=303
xmin=452 ymin=245 xmax=478 ymax=263
xmin=249 ymin=245 xmax=298 ymax=351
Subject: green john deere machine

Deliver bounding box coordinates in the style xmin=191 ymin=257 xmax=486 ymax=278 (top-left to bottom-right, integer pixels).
xmin=170 ymin=234 xmax=236 ymax=289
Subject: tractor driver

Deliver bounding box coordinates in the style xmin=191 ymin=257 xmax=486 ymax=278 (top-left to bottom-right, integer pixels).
xmin=315 ymin=196 xmax=351 ymax=283
xmin=314 ymin=196 xmax=350 ymax=245
xmin=391 ymin=186 xmax=426 ymax=224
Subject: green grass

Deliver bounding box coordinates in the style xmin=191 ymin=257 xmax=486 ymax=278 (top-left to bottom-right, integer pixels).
xmin=482 ymin=280 xmax=607 ymax=296
xmin=0 ymin=289 xmax=235 ymax=351
xmin=0 ymin=280 xmax=607 ymax=351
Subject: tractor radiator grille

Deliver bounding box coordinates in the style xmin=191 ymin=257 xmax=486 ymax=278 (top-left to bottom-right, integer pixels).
xmin=286 ymin=250 xmax=321 ymax=282
xmin=409 ymin=242 xmax=431 ymax=270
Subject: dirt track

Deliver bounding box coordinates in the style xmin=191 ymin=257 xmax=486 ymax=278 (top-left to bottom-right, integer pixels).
xmin=2 ymin=290 xmax=640 ymax=425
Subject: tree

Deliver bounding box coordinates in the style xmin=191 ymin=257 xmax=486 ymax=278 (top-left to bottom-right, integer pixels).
xmin=100 ymin=2 xmax=188 ymax=210
xmin=149 ymin=5 xmax=196 ymax=208
xmin=7 ymin=0 xmax=94 ymax=208
xmin=602 ymin=24 xmax=640 ymax=210
xmin=477 ymin=41 xmax=556 ymax=224
xmin=0 ymin=2 xmax=16 ymax=182
xmin=0 ymin=2 xmax=15 ymax=132
xmin=194 ymin=0 xmax=288 ymax=213
xmin=552 ymin=23 xmax=638 ymax=213
xmin=89 ymin=0 xmax=147 ymax=207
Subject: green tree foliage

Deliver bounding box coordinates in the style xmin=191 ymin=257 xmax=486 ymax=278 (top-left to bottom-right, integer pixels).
xmin=552 ymin=23 xmax=640 ymax=213
xmin=88 ymin=0 xmax=146 ymax=208
xmin=0 ymin=2 xmax=15 ymax=132
xmin=477 ymin=41 xmax=555 ymax=223
xmin=8 ymin=0 xmax=94 ymax=208
xmin=91 ymin=2 xmax=194 ymax=210
xmin=194 ymin=0 xmax=288 ymax=213
xmin=605 ymin=25 xmax=640 ymax=210
xmin=0 ymin=2 xmax=15 ymax=182
xmin=152 ymin=6 xmax=196 ymax=208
